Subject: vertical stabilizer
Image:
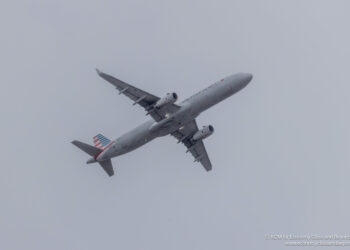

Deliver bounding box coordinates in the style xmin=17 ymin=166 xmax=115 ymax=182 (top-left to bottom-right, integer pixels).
xmin=93 ymin=134 xmax=112 ymax=149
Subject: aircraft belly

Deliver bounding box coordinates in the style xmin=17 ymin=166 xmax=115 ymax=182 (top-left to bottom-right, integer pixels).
xmin=109 ymin=120 xmax=157 ymax=157
xmin=102 ymin=81 xmax=236 ymax=159
xmin=190 ymin=84 xmax=233 ymax=115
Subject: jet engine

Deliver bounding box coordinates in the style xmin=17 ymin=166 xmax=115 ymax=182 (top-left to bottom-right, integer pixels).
xmin=192 ymin=125 xmax=214 ymax=141
xmin=154 ymin=92 xmax=178 ymax=108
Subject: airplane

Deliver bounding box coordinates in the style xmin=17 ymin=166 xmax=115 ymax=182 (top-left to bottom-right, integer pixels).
xmin=72 ymin=70 xmax=253 ymax=176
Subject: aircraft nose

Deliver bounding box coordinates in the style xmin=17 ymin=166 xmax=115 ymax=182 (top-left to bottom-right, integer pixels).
xmin=235 ymin=73 xmax=253 ymax=89
xmin=242 ymin=73 xmax=253 ymax=84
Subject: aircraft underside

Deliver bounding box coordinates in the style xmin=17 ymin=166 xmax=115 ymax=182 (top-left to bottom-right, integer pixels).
xmin=72 ymin=69 xmax=252 ymax=176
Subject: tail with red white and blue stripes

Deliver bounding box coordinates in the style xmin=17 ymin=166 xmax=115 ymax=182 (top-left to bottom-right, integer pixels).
xmin=93 ymin=134 xmax=112 ymax=149
xmin=71 ymin=134 xmax=115 ymax=177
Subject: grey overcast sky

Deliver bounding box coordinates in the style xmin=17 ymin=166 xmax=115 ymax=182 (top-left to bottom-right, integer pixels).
xmin=1 ymin=0 xmax=350 ymax=249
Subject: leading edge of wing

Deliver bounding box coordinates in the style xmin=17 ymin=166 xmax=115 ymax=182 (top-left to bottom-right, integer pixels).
xmin=95 ymin=69 xmax=181 ymax=122
xmin=96 ymin=68 xmax=158 ymax=99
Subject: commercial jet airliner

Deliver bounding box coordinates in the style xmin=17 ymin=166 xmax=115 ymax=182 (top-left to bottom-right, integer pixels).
xmin=72 ymin=70 xmax=253 ymax=176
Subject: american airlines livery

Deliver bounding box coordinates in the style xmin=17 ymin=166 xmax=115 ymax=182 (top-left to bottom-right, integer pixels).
xmin=72 ymin=69 xmax=253 ymax=176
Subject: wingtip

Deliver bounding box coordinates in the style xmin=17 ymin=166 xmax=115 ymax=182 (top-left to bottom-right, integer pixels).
xmin=96 ymin=68 xmax=102 ymax=75
xmin=71 ymin=140 xmax=81 ymax=147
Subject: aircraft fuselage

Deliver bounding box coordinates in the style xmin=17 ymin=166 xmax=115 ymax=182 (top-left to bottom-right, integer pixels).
xmin=93 ymin=73 xmax=252 ymax=162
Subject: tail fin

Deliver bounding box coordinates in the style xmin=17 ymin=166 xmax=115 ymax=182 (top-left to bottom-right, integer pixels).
xmin=93 ymin=134 xmax=112 ymax=149
xmin=98 ymin=159 xmax=114 ymax=176
xmin=71 ymin=140 xmax=115 ymax=177
xmin=71 ymin=140 xmax=102 ymax=156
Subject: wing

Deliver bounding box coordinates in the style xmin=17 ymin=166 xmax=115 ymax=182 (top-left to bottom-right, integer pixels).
xmin=171 ymin=120 xmax=212 ymax=171
xmin=96 ymin=69 xmax=180 ymax=122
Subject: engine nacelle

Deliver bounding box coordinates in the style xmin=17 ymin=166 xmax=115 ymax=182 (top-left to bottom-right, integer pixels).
xmin=192 ymin=125 xmax=214 ymax=141
xmin=154 ymin=92 xmax=178 ymax=108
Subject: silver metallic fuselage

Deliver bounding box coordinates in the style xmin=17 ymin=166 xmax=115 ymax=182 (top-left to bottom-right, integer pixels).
xmin=96 ymin=73 xmax=252 ymax=161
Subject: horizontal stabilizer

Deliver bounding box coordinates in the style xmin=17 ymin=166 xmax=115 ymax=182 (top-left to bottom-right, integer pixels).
xmin=99 ymin=159 xmax=114 ymax=177
xmin=71 ymin=140 xmax=102 ymax=156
